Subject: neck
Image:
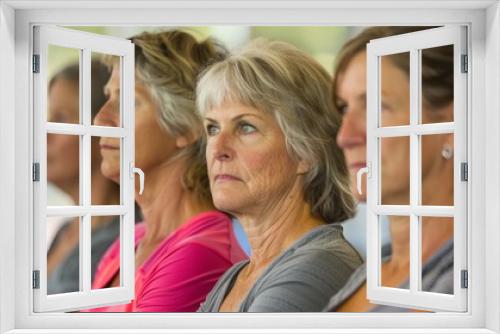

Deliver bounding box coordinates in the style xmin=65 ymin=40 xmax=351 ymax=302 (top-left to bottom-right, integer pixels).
xmin=236 ymin=180 xmax=324 ymax=268
xmin=389 ymin=216 xmax=453 ymax=267
xmin=89 ymin=169 xmax=120 ymax=228
xmin=135 ymin=157 xmax=214 ymax=245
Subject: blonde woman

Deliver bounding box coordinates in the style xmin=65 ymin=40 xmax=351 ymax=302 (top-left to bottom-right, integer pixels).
xmin=197 ymin=39 xmax=362 ymax=312
xmin=88 ymin=30 xmax=247 ymax=312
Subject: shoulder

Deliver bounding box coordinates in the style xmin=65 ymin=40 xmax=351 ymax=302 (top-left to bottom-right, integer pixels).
xmin=198 ymin=261 xmax=248 ymax=312
xmin=172 ymin=211 xmax=245 ymax=261
xmin=242 ymin=226 xmax=363 ymax=312
xmin=283 ymin=224 xmax=363 ymax=273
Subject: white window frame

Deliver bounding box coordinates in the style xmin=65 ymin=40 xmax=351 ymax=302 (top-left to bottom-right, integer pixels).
xmin=0 ymin=1 xmax=499 ymax=333
xmin=365 ymin=26 xmax=468 ymax=312
xmin=32 ymin=25 xmax=136 ymax=312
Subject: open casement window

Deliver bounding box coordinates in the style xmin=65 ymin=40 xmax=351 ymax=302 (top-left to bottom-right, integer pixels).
xmin=363 ymin=26 xmax=468 ymax=312
xmin=32 ymin=26 xmax=138 ymax=312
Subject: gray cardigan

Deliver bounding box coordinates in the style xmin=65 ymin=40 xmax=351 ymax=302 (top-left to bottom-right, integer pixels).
xmin=198 ymin=224 xmax=363 ymax=312
xmin=324 ymin=239 xmax=454 ymax=312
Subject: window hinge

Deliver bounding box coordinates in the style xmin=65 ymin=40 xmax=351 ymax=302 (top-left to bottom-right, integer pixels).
xmin=461 ymin=270 xmax=468 ymax=289
xmin=461 ymin=162 xmax=468 ymax=182
xmin=33 ymin=163 xmax=40 ymax=182
xmin=32 ymin=55 xmax=40 ymax=73
xmin=32 ymin=270 xmax=40 ymax=289
xmin=461 ymin=54 xmax=468 ymax=73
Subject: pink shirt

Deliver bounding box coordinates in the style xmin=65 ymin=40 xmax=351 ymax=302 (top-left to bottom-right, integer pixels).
xmin=86 ymin=211 xmax=247 ymax=312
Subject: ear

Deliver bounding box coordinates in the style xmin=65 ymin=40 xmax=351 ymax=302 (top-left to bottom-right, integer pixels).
xmin=297 ymin=159 xmax=311 ymax=175
xmin=175 ymin=135 xmax=190 ymax=149
xmin=175 ymin=132 xmax=199 ymax=149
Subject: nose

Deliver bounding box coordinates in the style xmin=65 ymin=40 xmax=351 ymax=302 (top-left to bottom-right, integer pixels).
xmin=336 ymin=110 xmax=366 ymax=150
xmin=209 ymin=131 xmax=234 ymax=163
xmin=93 ymin=99 xmax=119 ymax=127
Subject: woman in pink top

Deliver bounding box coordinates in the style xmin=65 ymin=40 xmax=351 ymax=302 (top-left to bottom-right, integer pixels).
xmin=89 ymin=30 xmax=247 ymax=312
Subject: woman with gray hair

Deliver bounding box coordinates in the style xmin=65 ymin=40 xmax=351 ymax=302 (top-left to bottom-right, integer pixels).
xmin=197 ymin=39 xmax=363 ymax=312
xmin=87 ymin=30 xmax=248 ymax=312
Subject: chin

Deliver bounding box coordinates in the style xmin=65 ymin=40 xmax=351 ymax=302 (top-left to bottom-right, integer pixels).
xmin=212 ymin=194 xmax=241 ymax=214
xmin=100 ymin=166 xmax=120 ymax=184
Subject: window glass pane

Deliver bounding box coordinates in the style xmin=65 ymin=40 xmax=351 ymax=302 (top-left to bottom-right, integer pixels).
xmin=380 ymin=137 xmax=410 ymax=205
xmin=421 ymin=134 xmax=454 ymax=206
xmin=420 ymin=216 xmax=454 ymax=295
xmin=91 ymin=215 xmax=121 ymax=288
xmin=47 ymin=217 xmax=80 ymax=295
xmin=47 ymin=45 xmax=80 ymax=124
xmin=92 ymin=136 xmax=121 ymax=205
xmin=91 ymin=216 xmax=121 ymax=290
xmin=380 ymin=215 xmax=409 ymax=290
xmin=380 ymin=52 xmax=410 ymax=127
xmin=47 ymin=134 xmax=81 ymax=206
xmin=420 ymin=45 xmax=454 ymax=124
xmin=92 ymin=53 xmax=120 ymax=127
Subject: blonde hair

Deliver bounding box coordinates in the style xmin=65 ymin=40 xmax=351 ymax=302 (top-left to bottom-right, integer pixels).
xmin=108 ymin=30 xmax=227 ymax=201
xmin=197 ymin=38 xmax=356 ymax=223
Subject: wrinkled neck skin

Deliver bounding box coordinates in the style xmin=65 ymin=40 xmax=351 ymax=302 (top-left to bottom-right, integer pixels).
xmin=62 ymin=166 xmax=119 ymax=228
xmin=389 ymin=191 xmax=454 ymax=271
xmin=234 ymin=178 xmax=324 ymax=273
xmin=135 ymin=156 xmax=214 ymax=247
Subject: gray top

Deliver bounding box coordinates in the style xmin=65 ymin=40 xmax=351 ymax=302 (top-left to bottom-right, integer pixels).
xmin=47 ymin=205 xmax=142 ymax=294
xmin=47 ymin=217 xmax=120 ymax=294
xmin=324 ymin=239 xmax=454 ymax=312
xmin=198 ymin=224 xmax=363 ymax=312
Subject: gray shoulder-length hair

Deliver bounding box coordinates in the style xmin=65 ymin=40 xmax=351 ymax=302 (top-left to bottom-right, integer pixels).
xmin=196 ymin=38 xmax=356 ymax=223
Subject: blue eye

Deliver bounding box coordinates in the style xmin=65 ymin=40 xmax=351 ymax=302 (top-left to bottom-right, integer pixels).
xmin=205 ymin=124 xmax=219 ymax=136
xmin=240 ymin=123 xmax=256 ymax=134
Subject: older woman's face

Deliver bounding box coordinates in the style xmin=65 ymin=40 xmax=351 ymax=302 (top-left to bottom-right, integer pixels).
xmin=204 ymin=101 xmax=306 ymax=216
xmin=336 ymin=51 xmax=451 ymax=205
xmin=94 ymin=66 xmax=178 ymax=183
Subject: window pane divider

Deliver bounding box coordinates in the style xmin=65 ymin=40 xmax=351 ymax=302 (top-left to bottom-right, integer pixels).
xmin=373 ymin=205 xmax=454 ymax=217
xmin=46 ymin=205 xmax=126 ymax=217
xmin=375 ymin=122 xmax=454 ymax=138
xmin=46 ymin=122 xmax=126 ymax=137
xmin=80 ymin=48 xmax=92 ymax=294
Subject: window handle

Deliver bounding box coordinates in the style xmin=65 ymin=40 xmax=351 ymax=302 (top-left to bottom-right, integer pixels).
xmin=130 ymin=162 xmax=145 ymax=195
xmin=356 ymin=163 xmax=371 ymax=195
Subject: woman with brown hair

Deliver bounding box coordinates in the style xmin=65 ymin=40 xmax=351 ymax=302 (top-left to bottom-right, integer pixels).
xmin=326 ymin=27 xmax=454 ymax=312
xmin=46 ymin=61 xmax=123 ymax=294
xmin=88 ymin=30 xmax=247 ymax=312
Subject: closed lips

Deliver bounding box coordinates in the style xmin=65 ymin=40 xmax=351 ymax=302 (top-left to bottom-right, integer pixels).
xmin=215 ymin=174 xmax=241 ymax=181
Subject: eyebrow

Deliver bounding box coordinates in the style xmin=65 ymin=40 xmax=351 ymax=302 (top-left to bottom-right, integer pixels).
xmin=204 ymin=113 xmax=264 ymax=123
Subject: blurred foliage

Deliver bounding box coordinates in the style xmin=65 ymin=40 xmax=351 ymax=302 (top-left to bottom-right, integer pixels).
xmin=51 ymin=26 xmax=352 ymax=78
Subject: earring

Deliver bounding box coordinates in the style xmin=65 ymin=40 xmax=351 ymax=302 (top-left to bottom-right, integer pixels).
xmin=441 ymin=143 xmax=453 ymax=160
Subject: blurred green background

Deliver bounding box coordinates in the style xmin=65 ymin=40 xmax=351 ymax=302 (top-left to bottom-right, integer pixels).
xmin=49 ymin=26 xmax=358 ymax=77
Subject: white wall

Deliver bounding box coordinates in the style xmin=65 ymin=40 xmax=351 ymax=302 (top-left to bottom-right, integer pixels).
xmin=0 ymin=2 xmax=16 ymax=333
xmin=485 ymin=2 xmax=500 ymax=333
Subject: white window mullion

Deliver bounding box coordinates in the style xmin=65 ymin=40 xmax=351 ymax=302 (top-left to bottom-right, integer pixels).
xmin=409 ymin=48 xmax=420 ymax=294
xmin=121 ymin=51 xmax=135 ymax=294
xmin=32 ymin=26 xmax=49 ymax=311
xmin=365 ymin=47 xmax=380 ymax=296
xmin=453 ymin=26 xmax=468 ymax=309
xmin=374 ymin=123 xmax=454 ymax=137
xmin=374 ymin=205 xmax=454 ymax=217
xmin=46 ymin=123 xmax=126 ymax=137
xmin=80 ymin=48 xmax=92 ymax=293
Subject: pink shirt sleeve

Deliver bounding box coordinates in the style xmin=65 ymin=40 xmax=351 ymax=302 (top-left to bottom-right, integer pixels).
xmin=134 ymin=242 xmax=235 ymax=312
